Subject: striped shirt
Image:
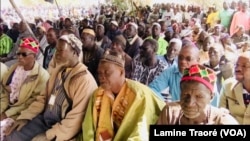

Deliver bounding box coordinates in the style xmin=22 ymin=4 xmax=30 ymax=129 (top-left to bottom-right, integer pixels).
xmin=0 ymin=34 xmax=13 ymax=56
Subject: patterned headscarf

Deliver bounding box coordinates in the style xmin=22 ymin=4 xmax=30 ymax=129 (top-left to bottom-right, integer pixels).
xmin=181 ymin=64 xmax=216 ymax=93
xmin=19 ymin=37 xmax=39 ymax=54
xmin=59 ymin=34 xmax=82 ymax=55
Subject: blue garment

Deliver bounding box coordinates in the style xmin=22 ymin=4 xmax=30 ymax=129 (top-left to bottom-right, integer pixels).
xmin=149 ymin=64 xmax=182 ymax=101
xmin=157 ymin=55 xmax=178 ymax=68
xmin=149 ymin=64 xmax=219 ymax=107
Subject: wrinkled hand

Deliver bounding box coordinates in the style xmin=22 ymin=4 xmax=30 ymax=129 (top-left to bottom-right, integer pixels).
xmin=4 ymin=119 xmax=29 ymax=136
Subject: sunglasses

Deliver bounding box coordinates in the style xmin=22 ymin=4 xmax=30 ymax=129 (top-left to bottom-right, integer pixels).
xmin=16 ymin=52 xmax=34 ymax=57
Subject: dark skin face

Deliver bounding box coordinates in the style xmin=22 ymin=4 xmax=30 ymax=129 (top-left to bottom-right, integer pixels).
xmin=208 ymin=47 xmax=222 ymax=66
xmin=178 ymin=46 xmax=200 ymax=73
xmin=203 ymin=36 xmax=214 ymax=52
xmin=235 ymin=56 xmax=250 ymax=82
xmin=126 ymin=25 xmax=137 ymax=38
xmin=55 ymin=40 xmax=75 ymax=66
xmin=166 ymin=42 xmax=180 ymax=61
xmin=46 ymin=29 xmax=57 ymax=45
xmin=152 ymin=25 xmax=161 ymax=39
xmin=97 ymin=61 xmax=125 ymax=94
xmin=95 ymin=26 xmax=105 ymax=38
xmin=18 ymin=21 xmax=27 ymax=33
xmin=16 ymin=48 xmax=36 ymax=70
xmin=139 ymin=41 xmax=156 ymax=61
xmin=180 ymin=81 xmax=213 ymax=123
xmin=81 ymin=33 xmax=95 ymax=50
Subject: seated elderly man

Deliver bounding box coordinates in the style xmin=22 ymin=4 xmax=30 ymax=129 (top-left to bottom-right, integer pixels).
xmin=82 ymin=49 xmax=165 ymax=141
xmin=157 ymin=38 xmax=182 ymax=68
xmin=5 ymin=34 xmax=98 ymax=141
xmin=149 ymin=42 xmax=200 ymax=102
xmin=0 ymin=37 xmax=49 ymax=141
xmin=157 ymin=64 xmax=238 ymax=125
xmin=219 ymin=52 xmax=250 ymax=124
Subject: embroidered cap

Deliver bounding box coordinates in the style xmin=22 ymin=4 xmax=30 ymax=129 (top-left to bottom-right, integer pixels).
xmin=100 ymin=49 xmax=125 ymax=68
xmin=181 ymin=64 xmax=216 ymax=93
xmin=59 ymin=34 xmax=82 ymax=55
xmin=19 ymin=37 xmax=39 ymax=54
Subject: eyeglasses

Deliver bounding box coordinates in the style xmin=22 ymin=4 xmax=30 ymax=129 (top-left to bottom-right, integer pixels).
xmin=16 ymin=52 xmax=34 ymax=57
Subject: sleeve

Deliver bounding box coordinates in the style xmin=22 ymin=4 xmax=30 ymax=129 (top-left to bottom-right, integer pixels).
xmin=0 ymin=89 xmax=9 ymax=114
xmin=229 ymin=14 xmax=237 ymax=36
xmin=219 ymin=82 xmax=228 ymax=109
xmin=46 ymin=74 xmax=98 ymax=141
xmin=16 ymin=69 xmax=50 ymax=120
xmin=82 ymin=94 xmax=95 ymax=141
xmin=117 ymin=92 xmax=165 ymax=141
xmin=148 ymin=69 xmax=169 ymax=100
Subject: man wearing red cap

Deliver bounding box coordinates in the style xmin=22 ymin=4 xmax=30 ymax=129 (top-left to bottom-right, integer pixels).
xmin=0 ymin=37 xmax=49 ymax=141
xmin=157 ymin=64 xmax=238 ymax=125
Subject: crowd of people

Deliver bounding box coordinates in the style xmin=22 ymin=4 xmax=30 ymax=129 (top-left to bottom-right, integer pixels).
xmin=0 ymin=0 xmax=250 ymax=141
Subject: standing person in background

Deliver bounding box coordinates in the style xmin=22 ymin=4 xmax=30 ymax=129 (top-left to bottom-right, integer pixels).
xmin=218 ymin=2 xmax=234 ymax=33
xmin=230 ymin=2 xmax=250 ymax=36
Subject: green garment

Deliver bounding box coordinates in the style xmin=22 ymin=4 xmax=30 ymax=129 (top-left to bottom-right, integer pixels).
xmin=82 ymin=79 xmax=165 ymax=141
xmin=146 ymin=36 xmax=168 ymax=55
xmin=0 ymin=34 xmax=13 ymax=56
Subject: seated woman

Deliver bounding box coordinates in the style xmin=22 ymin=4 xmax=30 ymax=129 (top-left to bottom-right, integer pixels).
xmin=0 ymin=37 xmax=50 ymax=140
xmin=156 ymin=64 xmax=238 ymax=125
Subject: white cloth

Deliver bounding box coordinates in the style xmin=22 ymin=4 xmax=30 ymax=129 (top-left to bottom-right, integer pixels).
xmin=9 ymin=66 xmax=31 ymax=104
xmin=0 ymin=118 xmax=15 ymax=141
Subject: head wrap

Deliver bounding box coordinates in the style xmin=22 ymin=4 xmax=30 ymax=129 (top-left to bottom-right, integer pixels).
xmin=59 ymin=34 xmax=82 ymax=55
xmin=82 ymin=28 xmax=96 ymax=37
xmin=100 ymin=49 xmax=125 ymax=68
xmin=19 ymin=37 xmax=39 ymax=53
xmin=181 ymin=64 xmax=216 ymax=93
